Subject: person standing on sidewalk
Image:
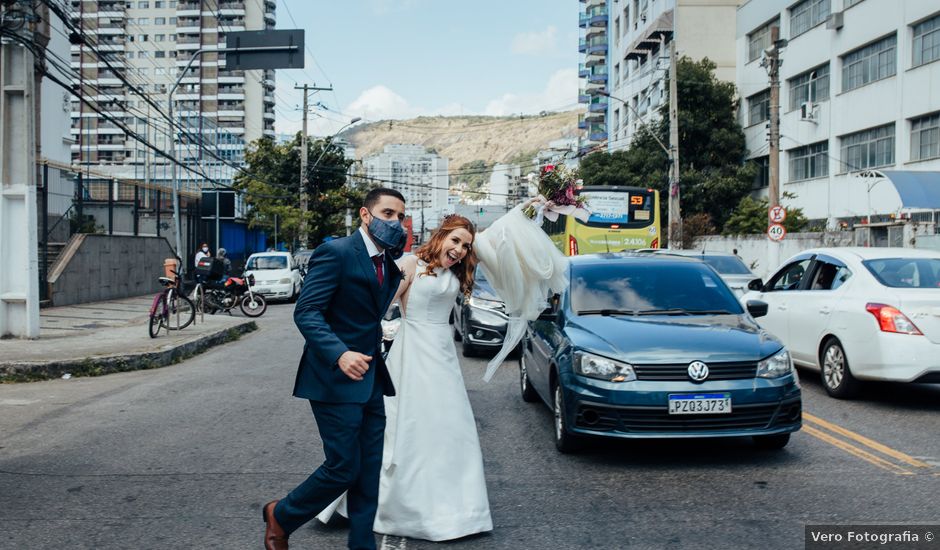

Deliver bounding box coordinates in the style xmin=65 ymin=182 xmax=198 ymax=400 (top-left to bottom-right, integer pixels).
xmin=262 ymin=188 xmax=407 ymax=550
xmin=194 ymin=243 xmax=211 ymax=270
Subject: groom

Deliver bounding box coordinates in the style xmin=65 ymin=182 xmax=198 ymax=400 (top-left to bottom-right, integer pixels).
xmin=263 ymin=188 xmax=406 ymax=550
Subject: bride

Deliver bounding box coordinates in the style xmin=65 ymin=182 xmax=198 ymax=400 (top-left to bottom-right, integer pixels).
xmin=319 ymin=204 xmax=567 ymax=542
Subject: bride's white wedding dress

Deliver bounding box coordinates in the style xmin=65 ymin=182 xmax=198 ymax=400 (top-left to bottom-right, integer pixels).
xmin=317 ymin=259 xmax=493 ymax=541
xmin=317 ymin=204 xmax=568 ymax=541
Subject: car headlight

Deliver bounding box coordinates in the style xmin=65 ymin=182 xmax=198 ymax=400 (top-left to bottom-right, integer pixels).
xmin=468 ymin=296 xmax=503 ymax=311
xmin=574 ymin=351 xmax=636 ymax=382
xmin=278 ymin=278 xmax=292 ymax=284
xmin=756 ymin=349 xmax=793 ymax=378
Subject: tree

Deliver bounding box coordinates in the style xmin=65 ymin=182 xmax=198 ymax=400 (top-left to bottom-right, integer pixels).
xmin=234 ymin=133 xmax=364 ymax=249
xmin=722 ymin=193 xmax=809 ymax=235
xmin=579 ymin=57 xmax=758 ymax=237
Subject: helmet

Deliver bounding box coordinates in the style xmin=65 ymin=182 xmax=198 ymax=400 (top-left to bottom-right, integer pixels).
xmin=217 ymin=248 xmax=227 ymax=258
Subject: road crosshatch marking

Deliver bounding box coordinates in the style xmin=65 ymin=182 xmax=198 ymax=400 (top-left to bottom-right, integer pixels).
xmin=803 ymin=412 xmax=934 ymax=476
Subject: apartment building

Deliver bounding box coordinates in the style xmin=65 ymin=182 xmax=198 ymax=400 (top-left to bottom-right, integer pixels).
xmin=362 ymin=144 xmax=450 ymax=233
xmin=69 ymin=0 xmax=277 ymax=193
xmin=606 ymin=0 xmax=742 ymax=152
xmin=738 ymin=0 xmax=940 ymax=226
xmin=579 ymin=0 xmax=609 ymax=154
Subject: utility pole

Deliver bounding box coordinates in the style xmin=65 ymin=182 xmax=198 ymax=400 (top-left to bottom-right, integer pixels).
xmin=294 ymin=83 xmax=333 ymax=248
xmin=764 ymin=26 xmax=783 ymax=272
xmin=668 ymin=42 xmax=681 ymax=249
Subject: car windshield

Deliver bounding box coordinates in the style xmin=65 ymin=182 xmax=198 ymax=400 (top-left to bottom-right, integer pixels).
xmin=863 ymin=258 xmax=940 ymax=289
xmin=702 ymin=255 xmax=752 ymax=275
xmin=570 ymin=262 xmax=744 ymax=315
xmin=246 ymin=255 xmax=288 ymax=270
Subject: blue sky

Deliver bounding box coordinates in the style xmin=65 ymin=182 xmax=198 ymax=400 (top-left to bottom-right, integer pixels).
xmin=274 ymin=0 xmax=580 ymax=136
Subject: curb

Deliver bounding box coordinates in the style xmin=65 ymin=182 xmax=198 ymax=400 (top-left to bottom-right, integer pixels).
xmin=0 ymin=321 xmax=258 ymax=383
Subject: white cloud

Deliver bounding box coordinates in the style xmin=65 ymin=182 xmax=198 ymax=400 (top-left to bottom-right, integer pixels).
xmin=347 ymin=85 xmax=417 ymax=121
xmin=511 ymin=26 xmax=558 ymax=55
xmin=483 ymin=68 xmax=578 ymax=116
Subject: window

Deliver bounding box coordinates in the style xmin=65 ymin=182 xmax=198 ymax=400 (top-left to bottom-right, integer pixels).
xmin=155 ymin=17 xmax=166 ymax=25
xmin=138 ymin=1 xmax=149 ymax=7
xmin=752 ymin=156 xmax=769 ymax=189
xmin=155 ymin=67 xmax=166 ymax=75
xmin=169 ymin=17 xmax=177 ymax=24
xmin=809 ymin=262 xmax=852 ymax=291
xmin=623 ymin=7 xmax=629 ymax=34
xmin=788 ymin=64 xmax=829 ymax=110
xmin=615 ymin=17 xmax=621 ymax=45
xmin=788 ymin=141 xmax=828 ymax=181
xmin=155 ymin=34 xmax=165 ymax=41
xmin=913 ymin=14 xmax=940 ymax=67
xmin=614 ymin=62 xmax=620 ymax=85
xmin=842 ymin=35 xmax=896 ymax=91
xmin=863 ymin=258 xmax=940 ymax=288
xmin=138 ymin=50 xmax=149 ymax=58
xmin=769 ymin=259 xmax=813 ymax=291
xmin=137 ymin=17 xmax=150 ymax=25
xmin=748 ymin=19 xmax=777 ymax=62
xmin=138 ymin=34 xmax=148 ymax=41
xmin=155 ymin=50 xmax=166 ymax=58
xmin=790 ymin=0 xmax=829 ymax=38
xmin=155 ymin=1 xmax=163 ymax=7
xmin=911 ymin=112 xmax=940 ymax=161
xmin=747 ymin=89 xmax=770 ymax=126
xmin=841 ymin=124 xmax=895 ymax=171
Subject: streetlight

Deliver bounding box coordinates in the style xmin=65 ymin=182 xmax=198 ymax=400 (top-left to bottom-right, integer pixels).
xmin=299 ymin=116 xmax=362 ymax=246
xmin=597 ymin=90 xmax=681 ymax=249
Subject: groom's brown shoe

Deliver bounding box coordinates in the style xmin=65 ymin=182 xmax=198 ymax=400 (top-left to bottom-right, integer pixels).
xmin=262 ymin=500 xmax=289 ymax=550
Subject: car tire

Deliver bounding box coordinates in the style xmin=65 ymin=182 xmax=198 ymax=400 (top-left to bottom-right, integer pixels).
xmin=553 ymin=382 xmax=581 ymax=453
xmin=519 ymin=353 xmax=539 ymax=403
xmin=753 ymin=433 xmax=791 ymax=450
xmin=289 ymin=285 xmax=299 ymax=303
xmin=820 ymin=338 xmax=860 ymax=399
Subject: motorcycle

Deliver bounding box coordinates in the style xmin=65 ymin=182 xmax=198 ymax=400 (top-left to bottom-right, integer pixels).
xmin=202 ymin=274 xmax=267 ymax=317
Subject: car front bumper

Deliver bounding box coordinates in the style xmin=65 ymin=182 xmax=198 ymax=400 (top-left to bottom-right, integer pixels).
xmin=463 ymin=306 xmax=508 ymax=349
xmin=560 ymin=372 xmax=802 ymax=439
xmin=250 ymin=281 xmax=293 ymax=299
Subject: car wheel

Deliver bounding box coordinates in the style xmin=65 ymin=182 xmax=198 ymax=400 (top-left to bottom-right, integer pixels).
xmin=820 ymin=338 xmax=860 ymax=399
xmin=553 ymin=382 xmax=581 ymax=453
xmin=519 ymin=352 xmax=539 ymax=403
xmin=753 ymin=433 xmax=790 ymax=450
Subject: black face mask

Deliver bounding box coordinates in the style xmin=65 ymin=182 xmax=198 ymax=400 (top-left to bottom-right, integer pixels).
xmin=367 ymin=211 xmax=407 ymax=259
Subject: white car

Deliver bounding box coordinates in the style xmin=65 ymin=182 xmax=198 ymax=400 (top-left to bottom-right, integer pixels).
xmin=742 ymin=247 xmax=940 ymax=398
xmin=650 ymin=250 xmax=759 ymax=297
xmin=244 ymin=252 xmax=303 ymax=302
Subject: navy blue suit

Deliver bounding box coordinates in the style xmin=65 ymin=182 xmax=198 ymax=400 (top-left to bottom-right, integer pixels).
xmin=274 ymin=231 xmax=401 ymax=550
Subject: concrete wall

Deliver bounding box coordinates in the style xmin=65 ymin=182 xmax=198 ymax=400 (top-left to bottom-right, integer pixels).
xmin=47 ymin=234 xmax=177 ymax=306
xmin=695 ymin=231 xmax=855 ymax=280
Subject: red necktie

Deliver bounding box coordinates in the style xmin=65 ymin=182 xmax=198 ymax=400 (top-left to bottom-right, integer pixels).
xmin=372 ymin=255 xmax=384 ymax=286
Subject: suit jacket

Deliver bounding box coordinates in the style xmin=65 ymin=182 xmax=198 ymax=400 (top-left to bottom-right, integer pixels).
xmin=292 ymin=231 xmax=402 ymax=403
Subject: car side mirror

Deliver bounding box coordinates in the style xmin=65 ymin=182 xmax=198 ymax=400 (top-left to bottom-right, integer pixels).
xmin=538 ymin=293 xmax=561 ymax=321
xmin=747 ymin=278 xmax=764 ymax=291
xmin=746 ymin=300 xmax=769 ymax=318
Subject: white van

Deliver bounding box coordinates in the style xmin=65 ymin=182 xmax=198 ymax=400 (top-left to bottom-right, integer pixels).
xmin=244 ymin=251 xmax=303 ymax=302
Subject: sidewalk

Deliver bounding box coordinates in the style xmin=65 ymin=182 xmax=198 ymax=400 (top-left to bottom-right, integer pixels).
xmin=0 ymin=295 xmax=256 ymax=382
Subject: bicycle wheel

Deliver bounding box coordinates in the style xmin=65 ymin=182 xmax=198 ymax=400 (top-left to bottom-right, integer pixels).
xmin=164 ymin=289 xmax=196 ymax=330
xmin=149 ymin=294 xmax=167 ymax=338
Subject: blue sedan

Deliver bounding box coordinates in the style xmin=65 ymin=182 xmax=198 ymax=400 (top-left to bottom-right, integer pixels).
xmin=519 ymin=253 xmax=802 ymax=453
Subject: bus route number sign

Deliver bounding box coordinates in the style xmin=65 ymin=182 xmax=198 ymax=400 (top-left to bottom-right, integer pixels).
xmin=768 ymin=205 xmax=787 ymax=224
xmin=767 ymin=223 xmax=786 ymax=241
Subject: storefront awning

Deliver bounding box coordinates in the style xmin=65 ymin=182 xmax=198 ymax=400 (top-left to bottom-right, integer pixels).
xmin=859 ymin=170 xmax=940 ymax=210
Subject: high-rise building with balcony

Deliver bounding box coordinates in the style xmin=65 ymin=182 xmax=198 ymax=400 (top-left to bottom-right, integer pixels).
xmin=69 ymin=0 xmax=277 ymax=194
xmin=362 ymin=145 xmax=449 ymax=236
xmin=579 ymin=0 xmax=609 ymax=155
xmin=605 ymin=0 xmax=741 ymax=152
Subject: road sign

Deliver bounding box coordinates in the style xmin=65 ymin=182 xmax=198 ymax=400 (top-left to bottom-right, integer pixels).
xmin=769 ymin=205 xmax=787 ymax=223
xmin=767 ymin=223 xmax=786 ymax=241
xmin=225 ymin=30 xmax=304 ymax=70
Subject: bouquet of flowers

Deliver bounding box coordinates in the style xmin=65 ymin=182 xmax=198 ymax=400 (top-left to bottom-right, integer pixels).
xmin=524 ymin=164 xmax=591 ymax=223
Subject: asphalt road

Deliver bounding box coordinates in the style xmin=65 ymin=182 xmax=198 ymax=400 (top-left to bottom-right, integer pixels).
xmin=1 ymin=304 xmax=938 ymax=549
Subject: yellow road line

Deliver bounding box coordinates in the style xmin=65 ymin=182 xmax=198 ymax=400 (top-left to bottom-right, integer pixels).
xmin=802 ymin=425 xmax=914 ymax=475
xmin=804 ymin=412 xmax=931 ymax=469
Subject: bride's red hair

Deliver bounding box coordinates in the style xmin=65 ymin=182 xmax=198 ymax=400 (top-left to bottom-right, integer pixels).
xmin=415 ymin=215 xmax=478 ymax=296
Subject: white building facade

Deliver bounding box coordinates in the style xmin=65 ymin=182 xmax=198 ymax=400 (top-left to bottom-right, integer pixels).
xmin=738 ymin=0 xmax=940 ymax=226
xmin=69 ymin=0 xmax=277 ymax=194
xmin=607 ymin=0 xmax=742 ymax=151
xmin=579 ymin=0 xmax=609 ymax=154
xmin=363 ymin=144 xmax=449 ymax=234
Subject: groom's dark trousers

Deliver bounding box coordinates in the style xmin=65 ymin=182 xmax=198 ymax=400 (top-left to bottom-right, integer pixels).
xmin=274 ymin=231 xmax=401 ymax=550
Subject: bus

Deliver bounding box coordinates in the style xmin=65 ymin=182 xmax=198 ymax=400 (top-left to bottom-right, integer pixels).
xmin=542 ymin=185 xmax=661 ymax=255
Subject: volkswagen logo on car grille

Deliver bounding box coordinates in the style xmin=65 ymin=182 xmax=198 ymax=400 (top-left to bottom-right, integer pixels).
xmin=687 ymin=361 xmax=709 ymax=382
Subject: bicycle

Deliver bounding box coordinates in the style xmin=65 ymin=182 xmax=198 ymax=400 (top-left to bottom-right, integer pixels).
xmin=148 ymin=270 xmax=196 ymax=338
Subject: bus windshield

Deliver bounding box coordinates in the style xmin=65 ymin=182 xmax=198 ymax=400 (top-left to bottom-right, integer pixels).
xmin=576 ymin=188 xmax=655 ymax=229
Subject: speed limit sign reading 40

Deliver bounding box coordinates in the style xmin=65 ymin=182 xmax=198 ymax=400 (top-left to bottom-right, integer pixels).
xmin=769 ymin=205 xmax=787 ymax=223
xmin=768 ymin=223 xmax=786 ymax=241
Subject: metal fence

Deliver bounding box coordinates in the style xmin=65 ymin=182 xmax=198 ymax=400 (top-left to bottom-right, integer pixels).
xmin=37 ymin=160 xmax=204 ymax=301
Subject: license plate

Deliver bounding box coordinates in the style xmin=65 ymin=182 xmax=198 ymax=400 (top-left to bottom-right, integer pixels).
xmin=668 ymin=393 xmax=732 ymax=415
xmin=254 ymin=287 xmax=270 ymax=294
